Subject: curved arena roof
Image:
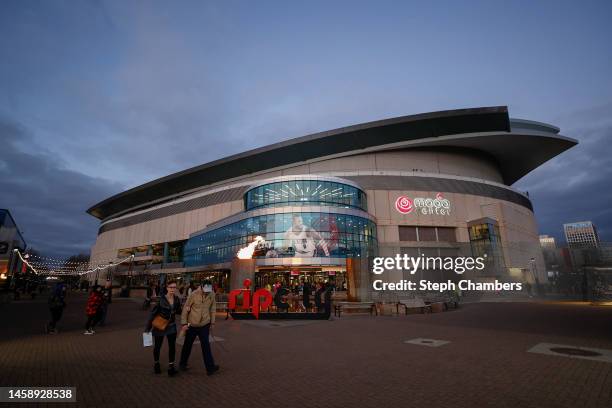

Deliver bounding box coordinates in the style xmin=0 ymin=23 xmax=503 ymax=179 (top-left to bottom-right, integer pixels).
xmin=87 ymin=106 xmax=577 ymax=220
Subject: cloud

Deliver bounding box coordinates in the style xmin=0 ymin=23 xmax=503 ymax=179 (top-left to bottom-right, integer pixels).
xmin=0 ymin=116 xmax=124 ymax=257
xmin=515 ymin=105 xmax=612 ymax=243
xmin=1 ymin=1 xmax=611 ymax=258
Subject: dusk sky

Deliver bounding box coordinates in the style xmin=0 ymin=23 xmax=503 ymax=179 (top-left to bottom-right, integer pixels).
xmin=1 ymin=0 xmax=611 ymax=257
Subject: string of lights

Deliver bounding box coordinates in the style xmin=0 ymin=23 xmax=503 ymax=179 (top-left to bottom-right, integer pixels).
xmin=12 ymin=250 xmax=135 ymax=277
xmin=25 ymin=253 xmax=122 ymax=266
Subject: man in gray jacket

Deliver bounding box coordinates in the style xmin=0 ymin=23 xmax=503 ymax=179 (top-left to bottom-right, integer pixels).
xmin=178 ymin=280 xmax=219 ymax=375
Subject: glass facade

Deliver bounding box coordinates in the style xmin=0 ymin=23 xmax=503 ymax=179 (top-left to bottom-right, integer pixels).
xmin=469 ymin=220 xmax=506 ymax=275
xmin=117 ymin=240 xmax=186 ymax=263
xmin=244 ymin=180 xmax=367 ymax=211
xmin=0 ymin=209 xmax=26 ymax=254
xmin=184 ymin=212 xmax=377 ymax=266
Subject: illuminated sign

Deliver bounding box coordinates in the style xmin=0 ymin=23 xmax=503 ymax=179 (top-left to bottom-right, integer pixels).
xmin=228 ymin=279 xmax=330 ymax=320
xmin=395 ymin=193 xmax=451 ymax=216
xmin=395 ymin=196 xmax=413 ymax=214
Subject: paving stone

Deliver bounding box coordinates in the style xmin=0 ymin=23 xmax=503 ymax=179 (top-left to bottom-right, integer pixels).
xmin=1 ymin=294 xmax=611 ymax=407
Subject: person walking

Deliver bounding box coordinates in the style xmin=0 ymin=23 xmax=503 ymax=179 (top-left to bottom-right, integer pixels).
xmin=145 ymin=280 xmax=182 ymax=377
xmin=84 ymin=285 xmax=104 ymax=335
xmin=179 ymin=280 xmax=219 ymax=375
xmin=46 ymin=283 xmax=66 ymax=334
xmin=143 ymin=284 xmax=154 ymax=310
xmin=99 ymin=279 xmax=112 ymax=326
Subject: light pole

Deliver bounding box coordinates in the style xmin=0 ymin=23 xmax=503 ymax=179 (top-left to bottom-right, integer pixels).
xmin=8 ymin=248 xmax=19 ymax=292
xmin=127 ymin=255 xmax=134 ymax=297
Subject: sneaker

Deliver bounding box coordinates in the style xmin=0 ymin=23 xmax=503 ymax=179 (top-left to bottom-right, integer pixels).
xmin=154 ymin=362 xmax=161 ymax=374
xmin=168 ymin=364 xmax=178 ymax=377
xmin=206 ymin=365 xmax=220 ymax=376
xmin=83 ymin=330 xmax=93 ymax=335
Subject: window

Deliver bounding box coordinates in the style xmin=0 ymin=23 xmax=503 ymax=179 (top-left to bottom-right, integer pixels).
xmin=399 ymin=226 xmax=457 ymax=242
xmin=436 ymin=227 xmax=456 ymax=242
xmin=399 ymin=226 xmax=418 ymax=241
xmin=418 ymin=227 xmax=437 ymax=242
xmin=244 ymin=180 xmax=367 ymax=211
xmin=468 ymin=220 xmax=506 ymax=275
xmin=183 ymin=212 xmax=378 ymax=266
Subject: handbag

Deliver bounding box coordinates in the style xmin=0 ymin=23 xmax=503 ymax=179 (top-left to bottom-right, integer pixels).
xmin=152 ymin=314 xmax=169 ymax=331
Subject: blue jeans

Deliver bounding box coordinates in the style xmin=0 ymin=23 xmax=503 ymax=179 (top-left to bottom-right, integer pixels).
xmin=179 ymin=324 xmax=216 ymax=372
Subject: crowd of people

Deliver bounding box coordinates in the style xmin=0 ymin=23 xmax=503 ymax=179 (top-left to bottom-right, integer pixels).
xmin=42 ymin=277 xmax=221 ymax=379
xmin=11 ymin=276 xmax=46 ymax=300
xmin=41 ymin=275 xmax=337 ymax=380
xmin=266 ymin=280 xmax=334 ymax=314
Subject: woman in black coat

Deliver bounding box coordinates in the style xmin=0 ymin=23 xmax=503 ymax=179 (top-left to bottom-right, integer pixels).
xmin=145 ymin=280 xmax=182 ymax=376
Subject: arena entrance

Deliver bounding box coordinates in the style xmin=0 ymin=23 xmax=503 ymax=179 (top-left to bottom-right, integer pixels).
xmin=254 ymin=266 xmax=347 ymax=292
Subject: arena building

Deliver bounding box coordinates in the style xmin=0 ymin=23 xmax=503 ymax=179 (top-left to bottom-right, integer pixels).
xmin=87 ymin=107 xmax=577 ymax=300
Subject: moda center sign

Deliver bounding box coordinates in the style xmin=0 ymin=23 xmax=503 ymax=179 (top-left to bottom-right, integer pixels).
xmin=395 ymin=193 xmax=451 ymax=216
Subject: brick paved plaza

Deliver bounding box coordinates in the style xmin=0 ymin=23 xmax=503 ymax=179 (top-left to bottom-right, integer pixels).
xmin=1 ymin=293 xmax=611 ymax=408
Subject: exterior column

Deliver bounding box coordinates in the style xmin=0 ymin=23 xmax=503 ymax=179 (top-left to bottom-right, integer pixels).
xmin=230 ymin=259 xmax=256 ymax=291
xmin=346 ymin=257 xmax=371 ymax=301
xmin=163 ymin=243 xmax=169 ymax=264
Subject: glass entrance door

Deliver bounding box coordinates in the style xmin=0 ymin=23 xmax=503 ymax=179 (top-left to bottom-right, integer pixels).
xmin=255 ymin=267 xmax=346 ymax=290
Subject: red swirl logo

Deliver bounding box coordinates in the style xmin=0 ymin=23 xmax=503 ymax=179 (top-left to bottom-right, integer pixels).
xmin=395 ymin=196 xmax=413 ymax=214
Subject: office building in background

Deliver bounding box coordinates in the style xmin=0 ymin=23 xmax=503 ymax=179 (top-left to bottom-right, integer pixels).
xmin=564 ymin=221 xmax=599 ymax=249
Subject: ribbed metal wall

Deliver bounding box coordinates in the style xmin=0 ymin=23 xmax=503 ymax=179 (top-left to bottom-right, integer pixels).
xmin=344 ymin=175 xmax=532 ymax=210
xmin=98 ymin=186 xmax=248 ymax=234
xmin=97 ymin=176 xmax=531 ymax=235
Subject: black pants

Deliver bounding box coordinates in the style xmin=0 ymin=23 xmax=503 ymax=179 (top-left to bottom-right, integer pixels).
xmin=153 ymin=333 xmax=177 ymax=363
xmin=99 ymin=303 xmax=108 ymax=325
xmin=179 ymin=324 xmax=216 ymax=372
xmin=85 ymin=312 xmax=101 ymax=330
xmin=303 ymin=295 xmax=311 ymax=310
xmin=48 ymin=308 xmax=63 ymax=330
xmin=324 ymin=300 xmax=332 ymax=316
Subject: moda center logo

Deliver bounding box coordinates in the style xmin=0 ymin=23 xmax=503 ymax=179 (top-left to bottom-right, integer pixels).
xmin=395 ymin=193 xmax=451 ymax=216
